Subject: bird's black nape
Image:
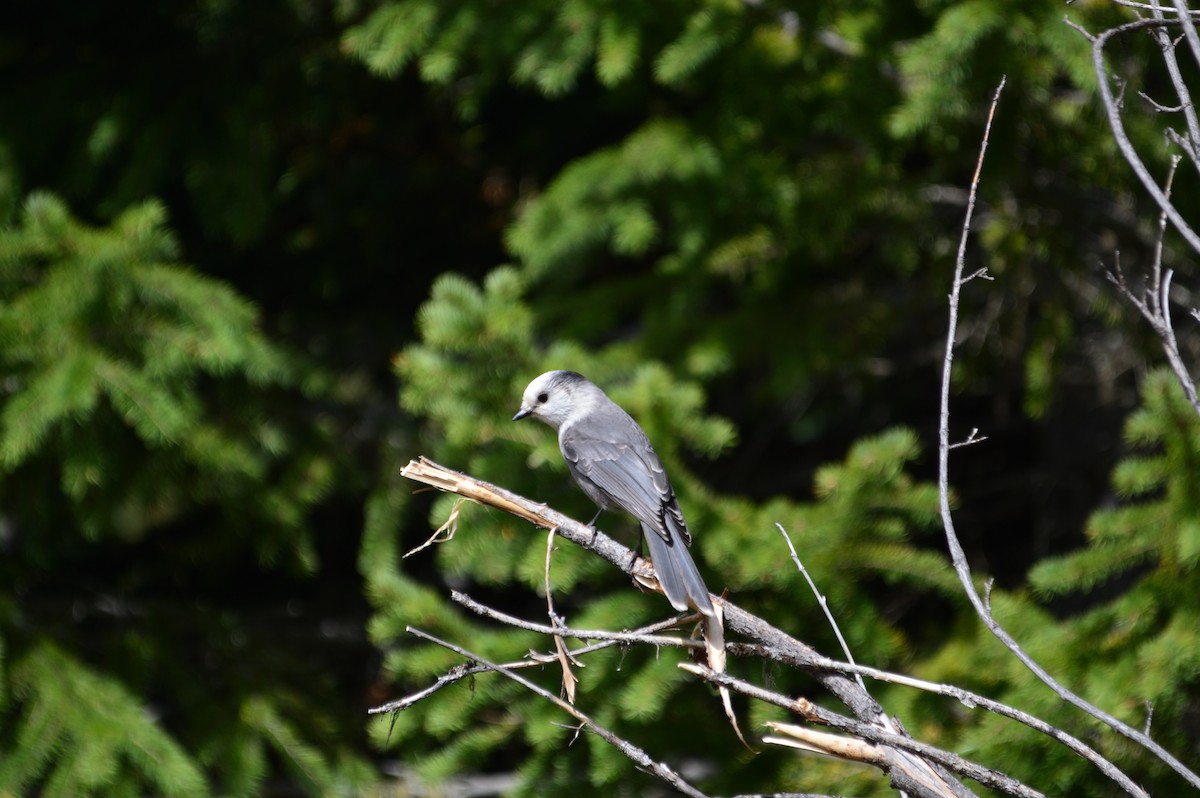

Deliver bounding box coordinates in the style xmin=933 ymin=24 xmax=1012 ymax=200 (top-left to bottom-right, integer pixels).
xmin=549 ymin=370 xmax=587 ymax=385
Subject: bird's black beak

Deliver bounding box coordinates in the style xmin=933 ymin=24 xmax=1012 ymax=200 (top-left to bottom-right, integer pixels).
xmin=512 ymin=408 xmax=532 ymax=421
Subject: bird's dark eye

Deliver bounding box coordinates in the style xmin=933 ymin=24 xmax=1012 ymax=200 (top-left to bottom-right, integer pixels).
xmin=537 ymin=392 xmax=548 ymax=404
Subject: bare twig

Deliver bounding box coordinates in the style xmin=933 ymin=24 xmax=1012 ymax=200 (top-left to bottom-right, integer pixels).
xmin=1170 ymin=0 xmax=1200 ymax=118
xmin=1069 ymin=14 xmax=1200 ymax=253
xmin=405 ymin=626 xmax=713 ymax=798
xmin=682 ymin=664 xmax=1041 ymax=798
xmin=948 ymin=428 xmax=988 ymax=449
xmin=403 ymin=496 xmax=462 ymax=557
xmin=1152 ymin=1 xmax=1200 ymax=179
xmin=453 ymin=590 xmax=704 ymax=649
xmin=1106 ymin=154 xmax=1200 ymax=417
xmin=544 ymin=524 xmax=581 ymax=702
xmin=936 ymin=76 xmax=1176 ymax=797
xmin=1114 ymin=0 xmax=1200 ymax=14
xmin=775 ymin=523 xmax=866 ymax=692
xmin=369 ymin=612 xmax=701 ymax=715
xmin=767 ymin=537 xmax=940 ymax=798
xmin=1138 ymin=89 xmax=1188 ymax=113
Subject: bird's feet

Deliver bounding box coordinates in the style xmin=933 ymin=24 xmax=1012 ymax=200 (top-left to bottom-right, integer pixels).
xmin=625 ymin=539 xmax=644 ymax=572
xmin=586 ymin=508 xmax=604 ymax=546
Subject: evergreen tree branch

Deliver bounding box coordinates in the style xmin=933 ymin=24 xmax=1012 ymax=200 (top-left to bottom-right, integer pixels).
xmin=937 ymin=77 xmax=1193 ymax=796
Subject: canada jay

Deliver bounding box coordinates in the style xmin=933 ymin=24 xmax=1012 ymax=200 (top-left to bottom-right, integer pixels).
xmin=513 ymin=370 xmax=714 ymax=616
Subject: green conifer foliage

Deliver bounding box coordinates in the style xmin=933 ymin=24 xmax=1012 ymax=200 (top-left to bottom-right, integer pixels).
xmin=0 ymin=194 xmax=333 ymax=563
xmin=0 ymin=193 xmax=371 ymax=796
xmin=0 ymin=642 xmax=208 ymax=797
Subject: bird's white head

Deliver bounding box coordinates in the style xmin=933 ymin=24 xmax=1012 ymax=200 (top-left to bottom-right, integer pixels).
xmin=513 ymin=370 xmax=592 ymax=430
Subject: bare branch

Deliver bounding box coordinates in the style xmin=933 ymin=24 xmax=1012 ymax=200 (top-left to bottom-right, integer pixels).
xmin=1107 ymin=153 xmax=1200 ymax=417
xmin=425 ymin=588 xmax=1131 ymax=792
xmin=453 ymin=590 xmax=704 ymax=649
xmin=682 ymin=664 xmax=1040 ymax=798
xmin=738 ymin=640 xmax=1147 ymax=789
xmin=368 ymin=611 xmax=701 ymax=715
xmin=937 ymin=76 xmax=1187 ymax=796
xmin=1070 ymin=14 xmax=1200 ymax=252
xmin=405 ymin=626 xmax=713 ymax=798
xmin=398 ymin=457 xmax=973 ymax=798
xmin=543 ymin=525 xmax=581 ymax=702
xmin=1114 ymin=0 xmax=1200 ymax=13
xmin=1138 ymin=89 xmax=1188 ymax=113
xmin=1152 ymin=1 xmax=1200 ymax=179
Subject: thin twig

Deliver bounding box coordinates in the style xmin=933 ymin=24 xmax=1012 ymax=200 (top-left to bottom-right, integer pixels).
xmin=1153 ymin=1 xmax=1200 ymax=180
xmin=369 ymin=612 xmax=702 ymax=714
xmin=1107 ymin=154 xmax=1200 ymax=418
xmin=748 ymin=562 xmax=943 ymax=798
xmin=544 ymin=525 xmax=581 ymax=702
xmin=453 ymin=590 xmax=704 ymax=649
xmin=405 ymin=626 xmax=713 ymax=798
xmin=775 ymin=523 xmax=867 ymax=692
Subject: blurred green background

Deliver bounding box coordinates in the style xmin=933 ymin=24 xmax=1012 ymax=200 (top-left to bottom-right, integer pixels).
xmin=2 ymin=1 xmax=1198 ymax=795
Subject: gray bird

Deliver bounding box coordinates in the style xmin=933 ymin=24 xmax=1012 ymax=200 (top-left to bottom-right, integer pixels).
xmin=513 ymin=370 xmax=715 ymax=616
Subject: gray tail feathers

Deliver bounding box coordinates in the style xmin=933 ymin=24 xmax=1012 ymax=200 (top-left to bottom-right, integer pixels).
xmin=642 ymin=524 xmax=715 ymax=616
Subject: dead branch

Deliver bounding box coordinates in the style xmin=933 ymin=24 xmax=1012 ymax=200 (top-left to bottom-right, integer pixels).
xmin=368 ymin=612 xmax=698 ymax=715
xmin=405 ymin=626 xmax=713 ymax=798
xmin=428 ymin=587 xmax=1127 ymax=790
xmin=682 ymin=665 xmax=1040 ymax=798
xmin=398 ymin=457 xmax=970 ymax=798
xmin=1070 ymin=5 xmax=1200 ymax=421
xmin=378 ymin=564 xmax=1142 ymax=797
xmin=936 ymin=75 xmax=1188 ymax=796
xmin=399 ymin=457 xmax=885 ymax=724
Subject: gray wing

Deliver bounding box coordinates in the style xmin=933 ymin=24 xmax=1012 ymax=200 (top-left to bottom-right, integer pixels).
xmin=559 ymin=412 xmax=691 ymax=546
xmin=561 ymin=405 xmax=712 ymax=615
